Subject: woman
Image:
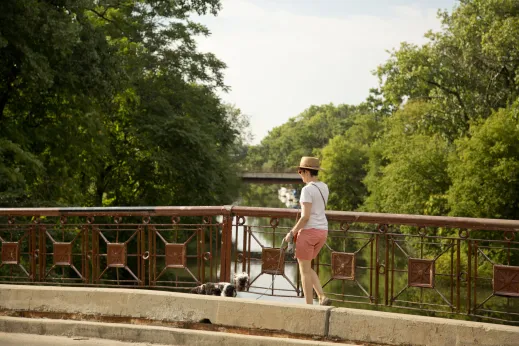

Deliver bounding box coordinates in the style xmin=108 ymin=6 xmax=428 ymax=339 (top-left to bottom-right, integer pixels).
xmin=285 ymin=156 xmax=331 ymax=305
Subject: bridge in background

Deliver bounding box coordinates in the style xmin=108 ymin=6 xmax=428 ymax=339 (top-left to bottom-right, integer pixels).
xmin=240 ymin=172 xmax=303 ymax=184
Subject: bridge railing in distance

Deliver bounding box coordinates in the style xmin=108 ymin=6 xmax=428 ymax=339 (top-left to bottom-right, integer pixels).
xmin=0 ymin=206 xmax=518 ymax=325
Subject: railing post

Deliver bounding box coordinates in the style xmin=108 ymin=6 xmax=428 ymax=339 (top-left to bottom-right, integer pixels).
xmin=38 ymin=222 xmax=45 ymax=282
xmin=30 ymin=223 xmax=37 ymax=282
xmin=220 ymin=206 xmax=233 ymax=283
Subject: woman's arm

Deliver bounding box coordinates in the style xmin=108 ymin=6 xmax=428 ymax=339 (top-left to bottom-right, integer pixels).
xmin=284 ymin=202 xmax=311 ymax=241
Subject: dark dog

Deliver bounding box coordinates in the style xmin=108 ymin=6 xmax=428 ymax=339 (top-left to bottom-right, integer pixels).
xmin=233 ymin=272 xmax=249 ymax=292
xmin=190 ymin=282 xmax=237 ymax=297
xmin=190 ymin=273 xmax=249 ymax=297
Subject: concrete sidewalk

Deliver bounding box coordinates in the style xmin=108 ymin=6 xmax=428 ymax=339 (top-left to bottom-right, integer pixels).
xmin=0 ymin=332 xmax=177 ymax=346
xmin=0 ymin=317 xmax=349 ymax=346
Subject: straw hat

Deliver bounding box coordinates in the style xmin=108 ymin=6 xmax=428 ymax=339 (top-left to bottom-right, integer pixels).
xmin=298 ymin=157 xmax=323 ymax=171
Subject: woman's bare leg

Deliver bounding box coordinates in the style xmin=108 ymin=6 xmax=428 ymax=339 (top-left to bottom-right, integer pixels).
xmin=298 ymin=259 xmax=327 ymax=304
xmin=298 ymin=259 xmax=314 ymax=304
xmin=309 ymin=268 xmax=326 ymax=303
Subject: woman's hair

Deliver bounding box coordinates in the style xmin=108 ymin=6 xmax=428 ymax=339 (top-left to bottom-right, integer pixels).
xmin=300 ymin=168 xmax=319 ymax=177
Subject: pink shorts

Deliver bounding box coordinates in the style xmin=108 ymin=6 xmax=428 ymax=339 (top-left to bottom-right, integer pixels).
xmin=295 ymin=228 xmax=328 ymax=260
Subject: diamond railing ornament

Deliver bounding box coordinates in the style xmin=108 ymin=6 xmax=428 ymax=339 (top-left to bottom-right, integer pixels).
xmin=493 ymin=265 xmax=519 ymax=297
xmin=1 ymin=242 xmax=19 ymax=265
xmin=261 ymin=248 xmax=284 ymax=275
xmin=331 ymin=252 xmax=356 ymax=280
xmin=165 ymin=244 xmax=186 ymax=268
xmin=107 ymin=243 xmax=126 ymax=268
xmin=408 ymin=258 xmax=435 ymax=288
xmin=53 ymin=243 xmax=72 ymax=266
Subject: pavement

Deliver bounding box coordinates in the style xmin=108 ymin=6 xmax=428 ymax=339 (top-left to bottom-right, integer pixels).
xmin=237 ymin=291 xmax=308 ymax=303
xmin=0 ymin=332 xmax=177 ymax=346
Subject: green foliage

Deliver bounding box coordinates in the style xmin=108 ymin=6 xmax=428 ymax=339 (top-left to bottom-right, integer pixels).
xmin=363 ymin=102 xmax=451 ymax=215
xmin=239 ymin=184 xmax=286 ymax=208
xmin=359 ymin=0 xmax=519 ymax=218
xmin=240 ymin=103 xmax=377 ymax=211
xmin=241 ymin=103 xmax=380 ymax=211
xmin=0 ymin=138 xmax=43 ymax=204
xmin=243 ymin=104 xmax=362 ymax=171
xmin=241 ymin=0 xmax=519 ymax=225
xmin=377 ymin=0 xmax=519 ymax=140
xmin=0 ymin=0 xmax=246 ymax=207
xmin=225 ymin=104 xmax=253 ymax=165
xmin=321 ymin=113 xmax=382 ymax=211
xmin=448 ymin=104 xmax=519 ymax=219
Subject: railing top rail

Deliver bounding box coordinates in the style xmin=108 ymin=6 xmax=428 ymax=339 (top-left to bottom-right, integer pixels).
xmin=232 ymin=207 xmax=519 ymax=231
xmin=0 ymin=205 xmax=518 ymax=231
xmin=324 ymin=210 xmax=519 ymax=231
xmin=0 ymin=206 xmax=227 ymax=217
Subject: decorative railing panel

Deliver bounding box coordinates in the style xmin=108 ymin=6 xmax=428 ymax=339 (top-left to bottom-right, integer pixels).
xmin=0 ymin=216 xmax=37 ymax=282
xmin=39 ymin=216 xmax=88 ymax=285
xmin=148 ymin=215 xmax=222 ymax=290
xmin=322 ymin=221 xmax=377 ymax=306
xmin=0 ymin=206 xmax=518 ymax=325
xmin=230 ymin=209 xmax=303 ymax=297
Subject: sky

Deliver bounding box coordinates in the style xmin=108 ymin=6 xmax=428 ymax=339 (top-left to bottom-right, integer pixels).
xmin=195 ymin=0 xmax=459 ymax=144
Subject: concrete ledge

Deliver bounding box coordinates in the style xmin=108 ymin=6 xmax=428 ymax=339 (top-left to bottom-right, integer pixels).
xmin=0 ymin=285 xmax=331 ymax=337
xmin=328 ymin=307 xmax=519 ymax=346
xmin=0 ymin=316 xmax=344 ymax=346
xmin=3 ymin=285 xmax=519 ymax=346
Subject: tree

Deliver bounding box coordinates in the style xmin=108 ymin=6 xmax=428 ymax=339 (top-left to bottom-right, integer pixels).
xmin=0 ymin=0 xmax=244 ymax=207
xmin=97 ymin=76 xmax=240 ymax=206
xmin=448 ymin=103 xmax=519 ymax=219
xmin=225 ymin=104 xmax=253 ymax=166
xmin=377 ymin=0 xmax=519 ymax=140
xmin=0 ymin=0 xmax=121 ymax=206
xmin=363 ymin=102 xmax=451 ymax=215
xmin=244 ymin=104 xmax=362 ymax=171
xmin=320 ymin=113 xmax=381 ymax=211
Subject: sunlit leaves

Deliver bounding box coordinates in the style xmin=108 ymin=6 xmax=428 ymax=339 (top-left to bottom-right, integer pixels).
xmin=377 ymin=0 xmax=519 ymax=140
xmin=0 ymin=0 xmax=245 ymax=207
xmin=448 ymin=104 xmax=519 ymax=219
xmin=321 ymin=114 xmax=381 ymax=211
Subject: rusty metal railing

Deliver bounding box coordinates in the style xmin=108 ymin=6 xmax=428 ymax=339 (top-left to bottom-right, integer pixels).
xmin=0 ymin=206 xmax=518 ymax=324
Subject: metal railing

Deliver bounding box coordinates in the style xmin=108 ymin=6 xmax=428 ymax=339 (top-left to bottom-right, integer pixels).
xmin=0 ymin=206 xmax=518 ymax=324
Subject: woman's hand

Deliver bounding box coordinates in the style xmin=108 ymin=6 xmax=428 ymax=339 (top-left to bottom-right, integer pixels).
xmin=284 ymin=231 xmax=294 ymax=243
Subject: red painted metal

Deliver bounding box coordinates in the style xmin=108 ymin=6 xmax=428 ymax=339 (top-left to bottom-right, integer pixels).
xmin=331 ymin=252 xmax=355 ymax=280
xmin=261 ymin=248 xmax=285 ymax=275
xmin=1 ymin=242 xmax=19 ymax=264
xmin=493 ymin=265 xmax=519 ymax=297
xmin=0 ymin=206 xmax=518 ymax=324
xmin=408 ymin=258 xmax=435 ymax=288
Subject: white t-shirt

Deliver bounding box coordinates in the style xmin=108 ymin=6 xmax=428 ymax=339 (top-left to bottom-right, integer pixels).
xmin=299 ymin=181 xmax=329 ymax=230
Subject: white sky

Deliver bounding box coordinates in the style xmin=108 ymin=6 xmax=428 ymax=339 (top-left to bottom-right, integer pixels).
xmin=195 ymin=0 xmax=458 ymax=144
